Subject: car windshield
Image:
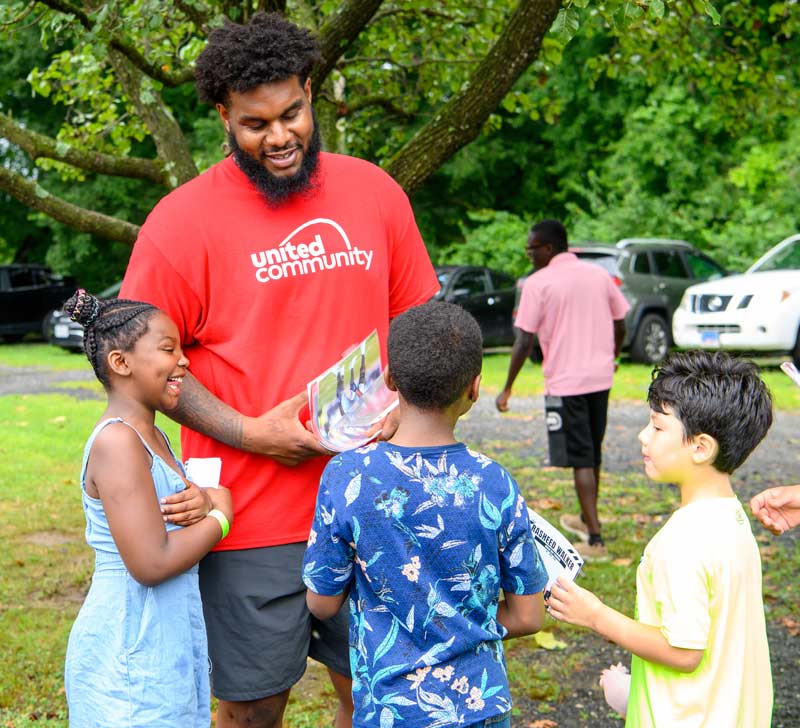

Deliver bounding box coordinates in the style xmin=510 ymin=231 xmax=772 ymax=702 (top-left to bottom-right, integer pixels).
xmin=750 ymin=238 xmax=800 ymax=272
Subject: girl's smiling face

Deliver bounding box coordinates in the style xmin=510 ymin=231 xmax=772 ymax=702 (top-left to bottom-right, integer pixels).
xmin=126 ymin=312 xmax=189 ymax=410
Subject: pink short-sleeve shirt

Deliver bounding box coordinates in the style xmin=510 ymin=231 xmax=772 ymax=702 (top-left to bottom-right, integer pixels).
xmin=514 ymin=252 xmax=630 ymax=396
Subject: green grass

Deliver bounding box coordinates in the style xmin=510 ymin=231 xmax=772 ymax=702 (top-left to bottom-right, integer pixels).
xmin=0 ymin=344 xmax=92 ymax=371
xmin=1 ymin=344 xmax=798 ymax=725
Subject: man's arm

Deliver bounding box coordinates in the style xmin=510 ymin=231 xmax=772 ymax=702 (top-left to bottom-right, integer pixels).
xmin=613 ymin=319 xmax=626 ymax=358
xmin=548 ymin=578 xmax=703 ymax=673
xmin=495 ymin=328 xmax=535 ymax=412
xmin=167 ymin=372 xmax=331 ymax=466
xmin=750 ymin=485 xmax=800 ymax=534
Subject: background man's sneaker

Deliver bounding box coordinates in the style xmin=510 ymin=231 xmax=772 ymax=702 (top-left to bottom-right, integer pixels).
xmin=574 ymin=540 xmax=610 ymax=562
xmin=560 ymin=513 xmax=590 ymax=542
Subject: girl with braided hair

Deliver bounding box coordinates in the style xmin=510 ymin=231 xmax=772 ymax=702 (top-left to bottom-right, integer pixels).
xmin=62 ymin=289 xmax=233 ymax=727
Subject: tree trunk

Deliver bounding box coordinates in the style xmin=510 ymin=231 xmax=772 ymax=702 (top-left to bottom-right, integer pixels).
xmin=109 ymin=50 xmax=198 ymax=188
xmin=385 ymin=0 xmax=562 ymax=194
xmin=312 ymin=0 xmax=384 ymax=93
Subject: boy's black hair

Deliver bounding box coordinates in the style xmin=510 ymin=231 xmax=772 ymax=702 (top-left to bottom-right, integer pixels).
xmin=530 ymin=219 xmax=568 ymax=254
xmin=63 ymin=289 xmax=160 ymax=389
xmin=388 ymin=301 xmax=482 ymax=411
xmin=195 ymin=12 xmax=321 ymax=106
xmin=648 ymin=350 xmax=773 ymax=473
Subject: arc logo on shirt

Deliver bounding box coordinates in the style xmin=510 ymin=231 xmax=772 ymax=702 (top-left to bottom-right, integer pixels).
xmin=249 ymin=218 xmax=374 ymax=284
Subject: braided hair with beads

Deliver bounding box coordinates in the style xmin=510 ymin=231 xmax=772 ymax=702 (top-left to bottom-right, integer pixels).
xmin=63 ymin=289 xmax=160 ymax=388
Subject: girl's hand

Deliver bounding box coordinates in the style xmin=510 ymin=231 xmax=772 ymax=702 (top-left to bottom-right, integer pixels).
xmin=547 ymin=577 xmax=604 ymax=629
xmin=161 ymin=481 xmax=212 ymax=526
xmin=207 ymin=486 xmax=234 ymax=524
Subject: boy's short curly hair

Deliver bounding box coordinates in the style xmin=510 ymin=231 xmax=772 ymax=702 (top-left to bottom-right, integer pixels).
xmin=388 ymin=301 xmax=483 ymax=411
xmin=195 ymin=12 xmax=321 ymax=106
xmin=648 ymin=350 xmax=773 ymax=473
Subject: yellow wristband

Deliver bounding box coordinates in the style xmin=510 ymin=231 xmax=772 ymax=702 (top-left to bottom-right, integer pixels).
xmin=206 ymin=509 xmax=230 ymax=539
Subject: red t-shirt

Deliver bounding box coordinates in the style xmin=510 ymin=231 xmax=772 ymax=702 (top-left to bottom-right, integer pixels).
xmin=121 ymin=153 xmax=438 ymax=550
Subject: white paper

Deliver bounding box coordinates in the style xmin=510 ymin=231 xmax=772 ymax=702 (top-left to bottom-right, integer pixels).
xmin=185 ymin=457 xmax=222 ymax=488
xmin=527 ymin=507 xmax=584 ymax=598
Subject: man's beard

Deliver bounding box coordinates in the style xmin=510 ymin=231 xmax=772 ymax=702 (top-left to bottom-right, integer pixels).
xmin=229 ymin=114 xmax=322 ymax=206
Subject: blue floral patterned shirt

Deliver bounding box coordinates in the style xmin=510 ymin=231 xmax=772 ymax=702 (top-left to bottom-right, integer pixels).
xmin=303 ymin=441 xmax=548 ymax=728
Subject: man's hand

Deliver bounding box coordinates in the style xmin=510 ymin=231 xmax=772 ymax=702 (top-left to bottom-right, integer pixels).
xmin=495 ymin=389 xmax=511 ymax=413
xmin=243 ymin=391 xmax=335 ymax=466
xmin=750 ymin=485 xmax=800 ymax=535
xmin=547 ymin=577 xmax=604 ymax=629
xmin=161 ymin=480 xmax=212 ymax=526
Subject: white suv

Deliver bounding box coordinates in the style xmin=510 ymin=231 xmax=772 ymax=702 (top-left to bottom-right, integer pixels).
xmin=672 ymin=234 xmax=800 ymax=365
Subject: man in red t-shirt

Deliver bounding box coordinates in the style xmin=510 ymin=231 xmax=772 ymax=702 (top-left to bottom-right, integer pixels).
xmin=120 ymin=13 xmax=438 ymax=728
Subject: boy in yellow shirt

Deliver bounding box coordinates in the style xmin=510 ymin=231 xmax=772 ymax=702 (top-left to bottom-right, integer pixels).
xmin=548 ymin=350 xmax=773 ymax=727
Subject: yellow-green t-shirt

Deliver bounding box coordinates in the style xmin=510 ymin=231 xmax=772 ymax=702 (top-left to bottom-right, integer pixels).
xmin=625 ymin=497 xmax=772 ymax=728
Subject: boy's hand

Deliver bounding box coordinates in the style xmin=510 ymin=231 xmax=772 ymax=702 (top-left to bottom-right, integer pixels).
xmin=750 ymin=485 xmax=800 ymax=535
xmin=161 ymin=480 xmax=212 ymax=526
xmin=547 ymin=577 xmax=604 ymax=629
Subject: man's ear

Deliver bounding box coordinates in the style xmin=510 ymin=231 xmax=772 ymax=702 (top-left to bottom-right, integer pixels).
xmin=216 ymin=102 xmax=230 ymax=133
xmin=468 ymin=374 xmax=481 ymax=403
xmin=107 ymin=349 xmax=131 ymax=378
xmin=692 ymin=432 xmax=719 ymax=466
xmin=303 ymin=77 xmax=312 ymax=103
xmin=384 ymin=368 xmax=398 ymax=392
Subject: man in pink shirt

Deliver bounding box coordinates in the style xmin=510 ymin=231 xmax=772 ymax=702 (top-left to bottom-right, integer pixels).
xmin=496 ymin=220 xmax=629 ymax=560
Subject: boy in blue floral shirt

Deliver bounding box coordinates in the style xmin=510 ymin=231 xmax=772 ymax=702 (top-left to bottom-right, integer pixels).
xmin=303 ymin=301 xmax=548 ymax=728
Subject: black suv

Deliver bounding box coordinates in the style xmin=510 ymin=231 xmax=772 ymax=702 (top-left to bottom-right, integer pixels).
xmin=0 ymin=264 xmax=76 ymax=341
xmin=516 ymin=239 xmax=727 ymax=364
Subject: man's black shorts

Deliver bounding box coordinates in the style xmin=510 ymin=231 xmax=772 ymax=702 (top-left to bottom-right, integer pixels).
xmin=544 ymin=389 xmax=610 ymax=468
xmin=199 ymin=542 xmax=350 ymax=702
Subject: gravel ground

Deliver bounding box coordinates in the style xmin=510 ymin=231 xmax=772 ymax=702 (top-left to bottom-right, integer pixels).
xmin=5 ymin=366 xmax=799 ymax=726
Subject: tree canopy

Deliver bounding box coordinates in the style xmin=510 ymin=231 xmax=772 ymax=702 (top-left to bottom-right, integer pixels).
xmin=0 ymin=0 xmax=796 ymax=287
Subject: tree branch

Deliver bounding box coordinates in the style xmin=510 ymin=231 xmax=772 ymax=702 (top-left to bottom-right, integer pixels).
xmin=0 ymin=166 xmax=140 ymax=245
xmin=37 ymin=0 xmax=194 ymax=86
xmin=0 ymin=112 xmax=168 ymax=185
xmin=311 ymin=0 xmax=384 ymax=93
xmin=331 ymin=94 xmax=415 ymax=119
xmin=385 ymin=0 xmax=562 ymax=194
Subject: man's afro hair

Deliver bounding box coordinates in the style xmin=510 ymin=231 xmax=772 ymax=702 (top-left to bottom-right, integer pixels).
xmin=195 ymin=12 xmax=321 ymax=106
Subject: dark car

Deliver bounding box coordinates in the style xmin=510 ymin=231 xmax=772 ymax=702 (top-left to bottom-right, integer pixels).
xmin=434 ymin=265 xmax=517 ymax=346
xmin=514 ymin=239 xmax=727 ymax=364
xmin=44 ymin=280 xmax=122 ymax=351
xmin=0 ymin=264 xmax=76 ymax=342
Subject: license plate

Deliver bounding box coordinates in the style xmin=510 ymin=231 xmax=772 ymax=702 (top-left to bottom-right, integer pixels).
xmin=700 ymin=330 xmax=720 ymax=347
xmin=54 ymin=323 xmax=70 ymax=339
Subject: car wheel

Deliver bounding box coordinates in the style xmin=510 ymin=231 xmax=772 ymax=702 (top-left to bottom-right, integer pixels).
xmin=630 ymin=313 xmax=670 ymax=364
